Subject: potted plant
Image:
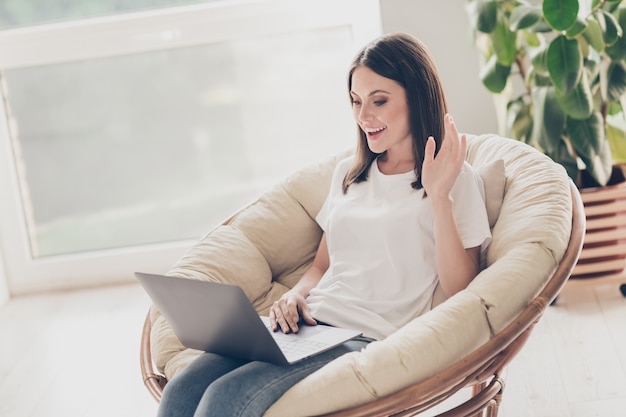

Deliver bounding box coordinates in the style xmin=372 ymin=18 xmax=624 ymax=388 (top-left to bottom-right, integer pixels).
xmin=465 ymin=0 xmax=626 ymax=289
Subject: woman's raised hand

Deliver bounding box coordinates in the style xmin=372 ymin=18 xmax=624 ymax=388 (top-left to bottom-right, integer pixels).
xmin=269 ymin=291 xmax=317 ymax=333
xmin=421 ymin=114 xmax=466 ymax=200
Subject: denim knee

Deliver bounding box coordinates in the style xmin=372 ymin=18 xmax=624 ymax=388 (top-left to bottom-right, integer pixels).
xmin=158 ymin=353 xmax=248 ymax=417
xmin=158 ymin=373 xmax=203 ymax=417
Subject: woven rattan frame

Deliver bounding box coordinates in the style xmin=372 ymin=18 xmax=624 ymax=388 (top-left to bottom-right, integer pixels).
xmin=140 ymin=181 xmax=585 ymax=416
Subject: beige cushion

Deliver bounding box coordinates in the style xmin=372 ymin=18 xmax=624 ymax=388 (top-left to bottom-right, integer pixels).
xmin=149 ymin=134 xmax=572 ymax=416
xmin=150 ymin=152 xmax=348 ymax=377
xmin=268 ymin=291 xmax=492 ymax=414
xmin=478 ymin=158 xmax=505 ymax=228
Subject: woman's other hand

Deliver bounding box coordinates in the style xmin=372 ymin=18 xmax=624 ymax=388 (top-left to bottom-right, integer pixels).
xmin=421 ymin=113 xmax=466 ymax=201
xmin=269 ymin=291 xmax=317 ymax=333
xmin=269 ymin=233 xmax=328 ymax=333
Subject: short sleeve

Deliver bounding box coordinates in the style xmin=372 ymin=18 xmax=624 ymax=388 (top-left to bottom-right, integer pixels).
xmin=315 ymin=156 xmax=354 ymax=232
xmin=451 ymin=162 xmax=492 ymax=251
xmin=316 ymin=192 xmax=331 ymax=232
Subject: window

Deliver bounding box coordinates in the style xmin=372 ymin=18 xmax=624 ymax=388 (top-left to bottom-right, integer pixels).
xmin=0 ymin=0 xmax=383 ymax=293
xmin=0 ymin=0 xmax=211 ymax=29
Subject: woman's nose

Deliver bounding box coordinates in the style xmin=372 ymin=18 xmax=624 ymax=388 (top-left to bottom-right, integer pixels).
xmin=358 ymin=104 xmax=373 ymax=122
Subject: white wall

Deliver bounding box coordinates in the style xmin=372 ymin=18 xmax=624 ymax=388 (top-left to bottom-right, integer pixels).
xmin=0 ymin=252 xmax=8 ymax=307
xmin=379 ymin=0 xmax=497 ymax=136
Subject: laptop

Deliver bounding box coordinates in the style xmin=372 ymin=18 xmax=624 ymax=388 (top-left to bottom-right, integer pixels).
xmin=135 ymin=272 xmax=362 ymax=365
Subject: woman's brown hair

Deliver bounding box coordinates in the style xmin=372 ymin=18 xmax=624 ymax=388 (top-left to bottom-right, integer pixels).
xmin=342 ymin=33 xmax=448 ymax=193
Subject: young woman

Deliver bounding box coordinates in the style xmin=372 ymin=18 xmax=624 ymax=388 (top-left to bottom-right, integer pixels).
xmin=157 ymin=32 xmax=491 ymax=417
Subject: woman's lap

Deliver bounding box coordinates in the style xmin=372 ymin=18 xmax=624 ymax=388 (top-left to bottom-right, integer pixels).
xmin=158 ymin=338 xmax=371 ymax=417
xmin=157 ymin=353 xmax=248 ymax=417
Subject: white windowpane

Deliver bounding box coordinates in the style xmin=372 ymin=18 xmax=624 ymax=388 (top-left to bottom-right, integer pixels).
xmin=0 ymin=0 xmax=213 ymax=29
xmin=4 ymin=27 xmax=355 ymax=257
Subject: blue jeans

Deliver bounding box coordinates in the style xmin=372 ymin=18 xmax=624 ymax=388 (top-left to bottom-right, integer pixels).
xmin=157 ymin=337 xmax=372 ymax=417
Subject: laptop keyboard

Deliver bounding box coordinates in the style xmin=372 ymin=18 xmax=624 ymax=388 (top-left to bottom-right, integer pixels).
xmin=267 ymin=326 xmax=328 ymax=357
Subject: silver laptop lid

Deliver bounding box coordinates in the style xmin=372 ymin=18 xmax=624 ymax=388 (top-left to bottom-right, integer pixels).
xmin=136 ymin=272 xmax=287 ymax=364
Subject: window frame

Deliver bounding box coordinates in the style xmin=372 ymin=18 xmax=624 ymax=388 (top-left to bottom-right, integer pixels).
xmin=0 ymin=0 xmax=382 ymax=294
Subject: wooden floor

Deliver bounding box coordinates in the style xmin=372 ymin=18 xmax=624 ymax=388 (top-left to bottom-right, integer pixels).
xmin=0 ymin=280 xmax=624 ymax=417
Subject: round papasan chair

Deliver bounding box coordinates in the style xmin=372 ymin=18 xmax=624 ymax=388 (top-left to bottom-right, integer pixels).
xmin=141 ymin=133 xmax=585 ymax=417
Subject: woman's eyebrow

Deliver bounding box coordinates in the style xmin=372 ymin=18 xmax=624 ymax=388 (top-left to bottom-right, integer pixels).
xmin=368 ymin=89 xmax=391 ymax=96
xmin=350 ymin=89 xmax=391 ymax=97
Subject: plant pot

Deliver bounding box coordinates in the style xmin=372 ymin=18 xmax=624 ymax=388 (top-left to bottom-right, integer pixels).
xmin=570 ymin=167 xmax=626 ymax=280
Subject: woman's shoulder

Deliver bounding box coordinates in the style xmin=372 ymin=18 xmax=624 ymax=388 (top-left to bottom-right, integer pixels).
xmin=459 ymin=161 xmax=482 ymax=183
xmin=453 ymin=161 xmax=486 ymax=200
xmin=337 ymin=154 xmax=355 ymax=169
xmin=334 ymin=154 xmax=356 ymax=177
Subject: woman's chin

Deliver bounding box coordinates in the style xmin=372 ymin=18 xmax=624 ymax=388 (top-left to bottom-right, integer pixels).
xmin=366 ymin=140 xmax=386 ymax=154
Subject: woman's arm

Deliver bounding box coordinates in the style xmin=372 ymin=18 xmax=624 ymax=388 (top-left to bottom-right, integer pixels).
xmin=269 ymin=233 xmax=329 ymax=333
xmin=429 ymin=197 xmax=481 ymax=297
xmin=422 ymin=114 xmax=481 ymax=298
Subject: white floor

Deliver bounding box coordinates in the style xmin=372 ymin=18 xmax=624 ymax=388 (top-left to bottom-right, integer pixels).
xmin=0 ymin=284 xmax=158 ymax=417
xmin=0 ymin=280 xmax=625 ymax=417
xmin=500 ymin=281 xmax=626 ymax=417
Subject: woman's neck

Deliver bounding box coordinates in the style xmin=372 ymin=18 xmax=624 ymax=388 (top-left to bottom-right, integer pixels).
xmin=376 ymin=154 xmax=414 ymax=175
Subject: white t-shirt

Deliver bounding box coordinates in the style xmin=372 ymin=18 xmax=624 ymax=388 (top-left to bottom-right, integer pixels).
xmin=307 ymin=156 xmax=491 ymax=340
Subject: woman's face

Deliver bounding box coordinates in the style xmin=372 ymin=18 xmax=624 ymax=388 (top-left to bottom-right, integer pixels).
xmin=350 ymin=66 xmax=413 ymax=158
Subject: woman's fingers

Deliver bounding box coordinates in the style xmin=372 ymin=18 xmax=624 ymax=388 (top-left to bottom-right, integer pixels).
xmin=443 ymin=114 xmax=465 ymax=164
xmin=458 ymin=133 xmax=467 ymax=164
xmin=300 ymin=304 xmax=318 ymax=326
xmin=270 ymin=295 xmax=306 ymax=333
xmin=422 ymin=114 xmax=466 ymax=199
xmin=280 ymin=302 xmax=299 ymax=333
xmin=272 ymin=302 xmax=295 ymax=333
xmin=424 ymin=136 xmax=436 ymax=165
xmin=443 ymin=114 xmax=460 ymax=155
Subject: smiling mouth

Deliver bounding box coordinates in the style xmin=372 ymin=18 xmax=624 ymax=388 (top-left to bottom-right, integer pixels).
xmin=364 ymin=126 xmax=386 ymax=139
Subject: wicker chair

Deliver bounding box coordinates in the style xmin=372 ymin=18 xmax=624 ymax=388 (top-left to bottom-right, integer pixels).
xmin=140 ymin=134 xmax=585 ymax=416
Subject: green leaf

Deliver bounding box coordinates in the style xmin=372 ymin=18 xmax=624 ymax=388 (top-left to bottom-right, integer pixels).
xmin=567 ymin=112 xmax=613 ymax=187
xmin=578 ymin=34 xmax=590 ymax=58
xmin=547 ymin=35 xmax=582 ymax=93
xmin=527 ymin=69 xmax=554 ymax=88
xmin=568 ymin=112 xmax=604 ymax=155
xmin=607 ymin=105 xmax=626 ymax=167
xmin=467 ymin=0 xmax=498 ymax=33
xmin=549 ymin=140 xmax=579 ymax=183
xmin=607 ymin=61 xmax=626 ymax=103
xmin=607 ymin=123 xmax=626 ymax=164
xmin=528 ymin=20 xmax=555 ymax=33
xmin=510 ymin=5 xmax=543 ymax=31
xmin=601 ymin=10 xmax=622 ymax=46
xmin=583 ymin=140 xmax=613 ymax=187
xmin=585 ymin=54 xmax=602 ymax=85
xmin=566 ymin=18 xmax=588 ymax=39
xmin=603 ymin=0 xmax=622 ymax=13
xmin=523 ymin=31 xmax=542 ymax=47
xmin=506 ymin=97 xmax=533 ymax=142
xmin=531 ymin=86 xmax=566 ymax=153
xmin=608 ymin=101 xmax=623 ymax=115
xmin=530 ymin=45 xmax=550 ymax=76
xmin=555 ymin=71 xmax=593 ymax=119
xmin=490 ymin=11 xmax=518 ymax=66
xmin=606 ymin=8 xmax=626 ymax=60
xmin=583 ymin=18 xmax=606 ymax=52
xmin=480 ymin=54 xmax=511 ymax=93
xmin=543 ymin=0 xmax=579 ymax=31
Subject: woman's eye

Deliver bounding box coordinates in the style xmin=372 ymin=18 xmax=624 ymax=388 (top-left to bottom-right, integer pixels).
xmin=374 ymin=100 xmax=387 ymax=106
xmin=351 ymin=99 xmax=361 ymax=106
